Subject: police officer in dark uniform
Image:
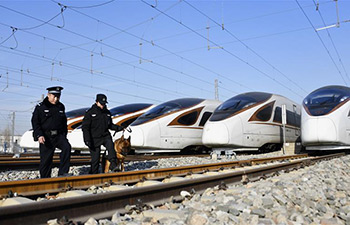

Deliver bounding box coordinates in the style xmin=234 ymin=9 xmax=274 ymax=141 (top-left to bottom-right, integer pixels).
xmin=82 ymin=94 xmax=123 ymax=174
xmin=31 ymin=86 xmax=71 ymax=178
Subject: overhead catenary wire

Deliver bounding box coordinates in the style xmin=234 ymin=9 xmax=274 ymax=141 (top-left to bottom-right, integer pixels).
xmin=57 ymin=0 xmax=182 ymax=52
xmin=312 ymin=0 xmax=350 ymax=83
xmin=0 ymin=41 xmax=208 ymax=100
xmin=295 ymin=0 xmax=348 ymax=86
xmin=0 ymin=6 xmax=224 ymax=98
xmin=0 ymin=58 xmax=164 ymax=103
xmin=64 ymin=4 xmax=246 ymax=94
xmin=183 ymin=0 xmax=308 ymax=95
xmin=52 ymin=0 xmax=115 ymax=9
xmin=142 ymin=0 xmax=305 ymax=99
xmin=0 ymin=20 xmax=215 ymax=99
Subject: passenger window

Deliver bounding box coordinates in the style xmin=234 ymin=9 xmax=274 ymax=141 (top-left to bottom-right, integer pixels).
xmin=286 ymin=110 xmax=295 ymax=126
xmin=273 ymin=107 xmax=282 ymax=123
xmin=177 ymin=111 xmax=198 ymax=125
xmin=286 ymin=110 xmax=301 ymax=128
xmin=199 ymin=112 xmax=212 ymax=126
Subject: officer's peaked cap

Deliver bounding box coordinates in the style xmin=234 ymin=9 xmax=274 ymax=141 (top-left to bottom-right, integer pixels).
xmin=47 ymin=86 xmax=63 ymax=94
xmin=96 ymin=94 xmax=108 ymax=105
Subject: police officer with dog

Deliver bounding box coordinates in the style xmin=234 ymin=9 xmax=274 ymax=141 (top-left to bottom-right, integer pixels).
xmin=31 ymin=86 xmax=71 ymax=178
xmin=82 ymin=94 xmax=123 ymax=174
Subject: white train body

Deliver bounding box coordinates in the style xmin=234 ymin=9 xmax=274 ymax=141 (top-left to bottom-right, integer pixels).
xmin=126 ymin=98 xmax=221 ymax=153
xmin=20 ymin=107 xmax=89 ymax=149
xmin=301 ymin=85 xmax=350 ymax=150
xmin=67 ymin=103 xmax=153 ymax=150
xmin=20 ymin=104 xmax=153 ymax=151
xmin=202 ymin=92 xmax=301 ymax=151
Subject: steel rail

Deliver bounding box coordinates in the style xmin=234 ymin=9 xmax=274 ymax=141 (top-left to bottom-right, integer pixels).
xmin=0 ymin=153 xmax=344 ymax=225
xmin=0 ymin=156 xmax=91 ymax=160
xmin=0 ymin=159 xmax=91 ymax=171
xmin=0 ymin=154 xmax=210 ymax=171
xmin=0 ymin=154 xmax=308 ymax=197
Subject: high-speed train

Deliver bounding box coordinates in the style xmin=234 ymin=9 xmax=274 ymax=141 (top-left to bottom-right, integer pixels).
xmin=126 ymin=98 xmax=221 ymax=153
xmin=202 ymin=92 xmax=301 ymax=151
xmin=67 ymin=103 xmax=153 ymax=150
xmin=20 ymin=103 xmax=153 ymax=151
xmin=20 ymin=107 xmax=89 ymax=150
xmin=302 ymin=85 xmax=350 ymax=150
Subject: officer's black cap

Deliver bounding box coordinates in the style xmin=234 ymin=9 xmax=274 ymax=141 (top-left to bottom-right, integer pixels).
xmin=96 ymin=94 xmax=108 ymax=105
xmin=47 ymin=86 xmax=63 ymax=94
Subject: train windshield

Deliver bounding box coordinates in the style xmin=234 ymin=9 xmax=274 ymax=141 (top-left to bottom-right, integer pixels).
xmin=303 ymin=86 xmax=350 ymax=116
xmin=210 ymin=92 xmax=272 ymax=121
xmin=110 ymin=103 xmax=152 ymax=116
xmin=65 ymin=108 xmax=89 ymax=119
xmin=131 ymin=98 xmax=203 ymax=126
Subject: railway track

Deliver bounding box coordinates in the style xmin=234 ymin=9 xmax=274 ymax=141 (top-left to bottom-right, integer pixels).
xmin=0 ymin=153 xmax=344 ymax=225
xmin=0 ymin=154 xmax=210 ymax=171
xmin=0 ymin=156 xmax=91 ymax=171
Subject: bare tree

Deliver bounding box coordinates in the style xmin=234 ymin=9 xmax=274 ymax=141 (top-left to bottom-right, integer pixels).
xmin=1 ymin=126 xmax=11 ymax=152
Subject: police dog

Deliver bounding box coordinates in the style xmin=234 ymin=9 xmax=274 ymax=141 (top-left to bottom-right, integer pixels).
xmin=103 ymin=135 xmax=131 ymax=173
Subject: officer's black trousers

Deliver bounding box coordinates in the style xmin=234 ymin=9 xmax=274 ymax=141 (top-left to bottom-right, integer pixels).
xmin=89 ymin=135 xmax=117 ymax=174
xmin=39 ymin=134 xmax=71 ymax=178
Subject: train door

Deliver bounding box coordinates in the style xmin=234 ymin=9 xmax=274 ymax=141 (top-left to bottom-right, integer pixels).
xmin=293 ymin=104 xmax=301 ymax=137
xmin=347 ymin=108 xmax=350 ymax=144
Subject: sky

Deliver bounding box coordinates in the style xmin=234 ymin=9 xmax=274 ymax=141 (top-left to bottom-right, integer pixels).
xmin=0 ymin=0 xmax=349 ymax=135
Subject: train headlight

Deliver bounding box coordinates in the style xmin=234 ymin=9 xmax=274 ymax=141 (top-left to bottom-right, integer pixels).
xmin=303 ymin=99 xmax=308 ymax=105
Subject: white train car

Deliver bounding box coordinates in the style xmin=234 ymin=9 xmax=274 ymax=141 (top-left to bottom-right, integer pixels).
xmin=126 ymin=98 xmax=221 ymax=153
xmin=202 ymin=92 xmax=301 ymax=151
xmin=67 ymin=103 xmax=154 ymax=150
xmin=302 ymin=85 xmax=350 ymax=150
xmin=20 ymin=107 xmax=89 ymax=150
xmin=20 ymin=104 xmax=153 ymax=151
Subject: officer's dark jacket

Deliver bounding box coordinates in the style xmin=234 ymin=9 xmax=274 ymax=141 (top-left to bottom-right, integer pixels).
xmin=31 ymin=97 xmax=68 ymax=141
xmin=82 ymin=104 xmax=122 ymax=143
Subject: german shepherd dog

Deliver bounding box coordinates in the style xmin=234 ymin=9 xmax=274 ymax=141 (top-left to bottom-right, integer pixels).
xmin=103 ymin=135 xmax=131 ymax=173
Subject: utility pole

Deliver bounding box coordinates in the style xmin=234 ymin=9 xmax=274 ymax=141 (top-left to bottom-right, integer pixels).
xmin=11 ymin=111 xmax=15 ymax=152
xmin=215 ymin=79 xmax=219 ymax=100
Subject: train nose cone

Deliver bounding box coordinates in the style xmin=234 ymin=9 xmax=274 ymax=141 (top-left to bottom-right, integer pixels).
xmin=202 ymin=123 xmax=229 ymax=146
xmin=302 ymin=118 xmax=337 ymax=143
xmin=129 ymin=126 xmax=144 ymax=147
xmin=20 ymin=130 xmax=39 ymax=149
xmin=67 ymin=129 xmax=86 ymax=149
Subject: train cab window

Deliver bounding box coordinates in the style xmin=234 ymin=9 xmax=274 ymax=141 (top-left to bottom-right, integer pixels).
xmin=65 ymin=107 xmax=89 ymax=119
xmin=120 ymin=117 xmax=138 ymax=128
xmin=199 ymin=112 xmax=212 ymax=126
xmin=255 ymin=105 xmax=273 ymax=121
xmin=303 ymin=85 xmax=350 ymax=116
xmin=131 ymin=98 xmax=203 ymax=126
xmin=177 ymin=111 xmax=198 ymax=125
xmin=273 ymin=107 xmax=282 ymax=123
xmin=110 ymin=103 xmax=152 ymax=116
xmin=70 ymin=122 xmax=82 ymax=130
xmin=210 ymin=92 xmax=272 ymax=121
